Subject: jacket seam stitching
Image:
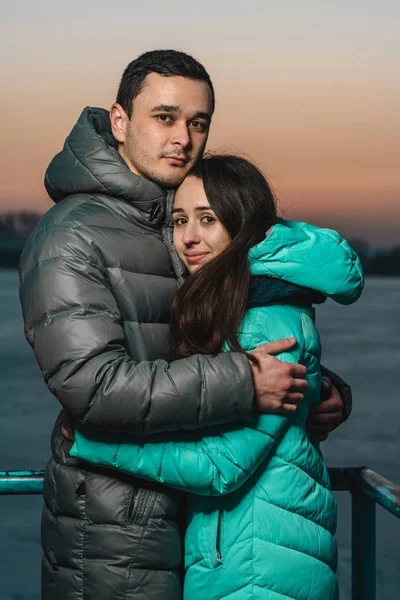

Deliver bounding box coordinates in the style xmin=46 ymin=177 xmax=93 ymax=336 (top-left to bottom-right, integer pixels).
xmin=158 ymin=443 xmax=167 ymax=479
xmin=25 ymin=306 xmax=121 ymax=337
xmin=65 ymin=140 xmax=110 ymax=195
xmin=274 ymin=454 xmax=331 ymax=490
xmin=253 ymin=535 xmax=336 ymax=572
xmin=197 ymin=354 xmax=204 ymax=427
xmin=255 ymin=489 xmax=334 ymax=534
xmin=19 ymin=195 xmax=108 ymax=280
xmin=251 ymin=481 xmax=255 ymax=595
xmin=20 ymin=252 xmax=100 ymax=283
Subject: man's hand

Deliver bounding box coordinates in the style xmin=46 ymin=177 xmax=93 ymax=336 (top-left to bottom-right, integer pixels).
xmin=306 ymin=376 xmax=344 ymax=442
xmin=250 ymin=338 xmax=308 ymax=414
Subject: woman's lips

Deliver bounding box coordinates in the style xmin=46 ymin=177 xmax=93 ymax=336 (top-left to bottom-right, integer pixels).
xmin=185 ymin=252 xmax=209 ymax=263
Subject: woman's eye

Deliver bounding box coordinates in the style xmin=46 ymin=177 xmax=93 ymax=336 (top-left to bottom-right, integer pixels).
xmin=173 ymin=218 xmax=186 ymax=226
xmin=202 ymin=215 xmax=215 ymax=224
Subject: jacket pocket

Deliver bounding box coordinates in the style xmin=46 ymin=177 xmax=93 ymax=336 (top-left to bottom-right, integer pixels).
xmin=216 ymin=509 xmax=224 ymax=563
xmin=208 ymin=508 xmax=224 ymax=567
xmin=128 ymin=487 xmax=156 ymax=525
xmin=127 ymin=488 xmax=139 ymax=522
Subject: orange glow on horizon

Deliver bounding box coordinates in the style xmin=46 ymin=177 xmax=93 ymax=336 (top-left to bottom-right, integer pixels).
xmin=1 ymin=10 xmax=399 ymax=247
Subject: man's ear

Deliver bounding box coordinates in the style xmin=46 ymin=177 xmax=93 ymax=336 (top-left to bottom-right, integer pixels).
xmin=110 ymin=103 xmax=128 ymax=143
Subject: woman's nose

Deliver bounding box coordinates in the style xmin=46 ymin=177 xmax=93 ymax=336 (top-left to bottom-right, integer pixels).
xmin=182 ymin=224 xmax=200 ymax=245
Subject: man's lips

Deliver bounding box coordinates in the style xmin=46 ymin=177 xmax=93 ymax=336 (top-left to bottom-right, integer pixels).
xmin=164 ymin=156 xmax=189 ymax=166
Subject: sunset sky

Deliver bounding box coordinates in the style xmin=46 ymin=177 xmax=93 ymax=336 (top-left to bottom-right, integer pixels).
xmin=2 ymin=1 xmax=399 ymax=246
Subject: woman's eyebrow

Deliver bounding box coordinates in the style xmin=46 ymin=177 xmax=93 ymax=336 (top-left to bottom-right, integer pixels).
xmin=171 ymin=206 xmax=212 ymax=215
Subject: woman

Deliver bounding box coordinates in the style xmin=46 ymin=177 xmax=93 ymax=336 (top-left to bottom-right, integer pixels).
xmin=71 ymin=155 xmax=364 ymax=600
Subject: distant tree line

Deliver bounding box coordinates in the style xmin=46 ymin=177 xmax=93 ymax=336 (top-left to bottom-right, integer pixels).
xmin=0 ymin=211 xmax=399 ymax=275
xmin=348 ymin=239 xmax=400 ymax=276
xmin=0 ymin=211 xmax=42 ymax=268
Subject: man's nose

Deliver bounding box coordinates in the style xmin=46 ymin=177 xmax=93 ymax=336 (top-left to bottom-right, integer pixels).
xmin=172 ymin=122 xmax=191 ymax=148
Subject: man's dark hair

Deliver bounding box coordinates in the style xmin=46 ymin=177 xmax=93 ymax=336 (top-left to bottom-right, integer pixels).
xmin=116 ymin=49 xmax=215 ymax=118
xmin=170 ymin=154 xmax=277 ymax=365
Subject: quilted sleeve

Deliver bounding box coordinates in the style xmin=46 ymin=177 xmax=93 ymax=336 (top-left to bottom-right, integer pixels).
xmin=19 ymin=224 xmax=254 ymax=436
xmin=70 ymin=342 xmax=305 ymax=495
xmin=70 ymin=308 xmax=320 ymax=495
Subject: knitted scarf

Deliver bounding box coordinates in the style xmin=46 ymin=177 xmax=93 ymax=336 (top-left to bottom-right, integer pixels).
xmin=248 ymin=275 xmax=326 ymax=309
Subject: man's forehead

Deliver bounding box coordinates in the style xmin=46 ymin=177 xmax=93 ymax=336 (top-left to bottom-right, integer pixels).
xmin=137 ymin=72 xmax=213 ymax=113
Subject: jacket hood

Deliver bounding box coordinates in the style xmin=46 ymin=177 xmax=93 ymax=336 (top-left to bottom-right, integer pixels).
xmin=249 ymin=219 xmax=364 ymax=305
xmin=44 ymin=107 xmax=165 ymax=214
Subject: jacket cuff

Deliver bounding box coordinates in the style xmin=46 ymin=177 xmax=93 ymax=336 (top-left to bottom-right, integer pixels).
xmin=229 ymin=353 xmax=255 ymax=422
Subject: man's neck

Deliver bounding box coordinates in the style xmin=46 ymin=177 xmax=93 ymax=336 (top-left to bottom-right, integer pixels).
xmin=117 ymin=144 xmax=143 ymax=179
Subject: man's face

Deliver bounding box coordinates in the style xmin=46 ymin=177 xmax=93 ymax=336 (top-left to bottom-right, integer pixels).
xmin=111 ymin=73 xmax=213 ymax=188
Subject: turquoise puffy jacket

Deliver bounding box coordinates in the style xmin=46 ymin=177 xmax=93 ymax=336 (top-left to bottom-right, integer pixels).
xmin=71 ymin=220 xmax=364 ymax=600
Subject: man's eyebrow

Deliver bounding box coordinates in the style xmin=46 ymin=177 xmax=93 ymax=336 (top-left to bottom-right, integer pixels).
xmin=151 ymin=104 xmax=180 ymax=113
xmin=192 ymin=112 xmax=211 ymax=123
xmin=151 ymin=106 xmax=211 ymax=122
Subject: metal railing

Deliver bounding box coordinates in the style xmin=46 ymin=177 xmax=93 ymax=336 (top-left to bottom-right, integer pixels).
xmin=1 ymin=466 xmax=399 ymax=600
xmin=328 ymin=466 xmax=400 ymax=600
xmin=0 ymin=470 xmax=44 ymax=494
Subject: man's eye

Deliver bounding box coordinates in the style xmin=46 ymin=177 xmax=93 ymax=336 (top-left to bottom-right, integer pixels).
xmin=190 ymin=120 xmax=207 ymax=132
xmin=157 ymin=115 xmax=172 ymax=123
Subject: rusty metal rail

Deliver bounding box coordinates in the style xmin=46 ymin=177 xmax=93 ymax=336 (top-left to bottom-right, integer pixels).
xmin=0 ymin=470 xmax=44 ymax=494
xmin=1 ymin=466 xmax=399 ymax=600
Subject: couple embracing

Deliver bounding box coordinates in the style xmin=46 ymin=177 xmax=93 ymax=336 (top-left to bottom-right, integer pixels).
xmin=19 ymin=50 xmax=363 ymax=600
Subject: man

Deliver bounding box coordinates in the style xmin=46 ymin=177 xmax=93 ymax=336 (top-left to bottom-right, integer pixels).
xmin=19 ymin=50 xmax=349 ymax=600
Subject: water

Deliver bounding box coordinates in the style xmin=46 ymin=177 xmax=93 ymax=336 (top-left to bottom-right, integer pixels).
xmin=0 ymin=270 xmax=399 ymax=599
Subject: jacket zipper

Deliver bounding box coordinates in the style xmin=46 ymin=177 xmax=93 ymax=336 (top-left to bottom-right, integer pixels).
xmin=216 ymin=510 xmax=223 ymax=563
xmin=127 ymin=488 xmax=139 ymax=522
xmin=128 ymin=488 xmax=156 ymax=524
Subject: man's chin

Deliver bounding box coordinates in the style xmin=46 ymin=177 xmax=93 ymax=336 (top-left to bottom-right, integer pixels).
xmin=151 ymin=169 xmax=189 ymax=189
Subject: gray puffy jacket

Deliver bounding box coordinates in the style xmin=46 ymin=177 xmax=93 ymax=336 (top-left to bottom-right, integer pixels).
xmin=18 ymin=107 xmax=254 ymax=600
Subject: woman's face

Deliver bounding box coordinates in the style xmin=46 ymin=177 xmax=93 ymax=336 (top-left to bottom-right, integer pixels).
xmin=173 ymin=176 xmax=231 ymax=273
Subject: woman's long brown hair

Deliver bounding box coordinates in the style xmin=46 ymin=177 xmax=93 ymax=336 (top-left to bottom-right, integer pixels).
xmin=170 ymin=154 xmax=277 ymax=363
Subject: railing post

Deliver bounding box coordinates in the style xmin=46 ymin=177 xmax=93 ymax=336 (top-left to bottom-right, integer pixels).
xmin=351 ymin=490 xmax=376 ymax=600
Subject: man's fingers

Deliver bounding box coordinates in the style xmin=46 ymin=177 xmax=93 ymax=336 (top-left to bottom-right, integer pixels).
xmin=251 ymin=341 xmax=309 ymax=414
xmin=253 ymin=337 xmax=297 ymax=357
xmin=289 ymin=364 xmax=307 ymax=378
xmin=290 ymin=377 xmax=308 ymax=392
xmin=278 ymin=391 xmax=305 ymax=413
xmin=281 ymin=402 xmax=299 ymax=413
xmin=285 ymin=392 xmax=304 ymax=405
